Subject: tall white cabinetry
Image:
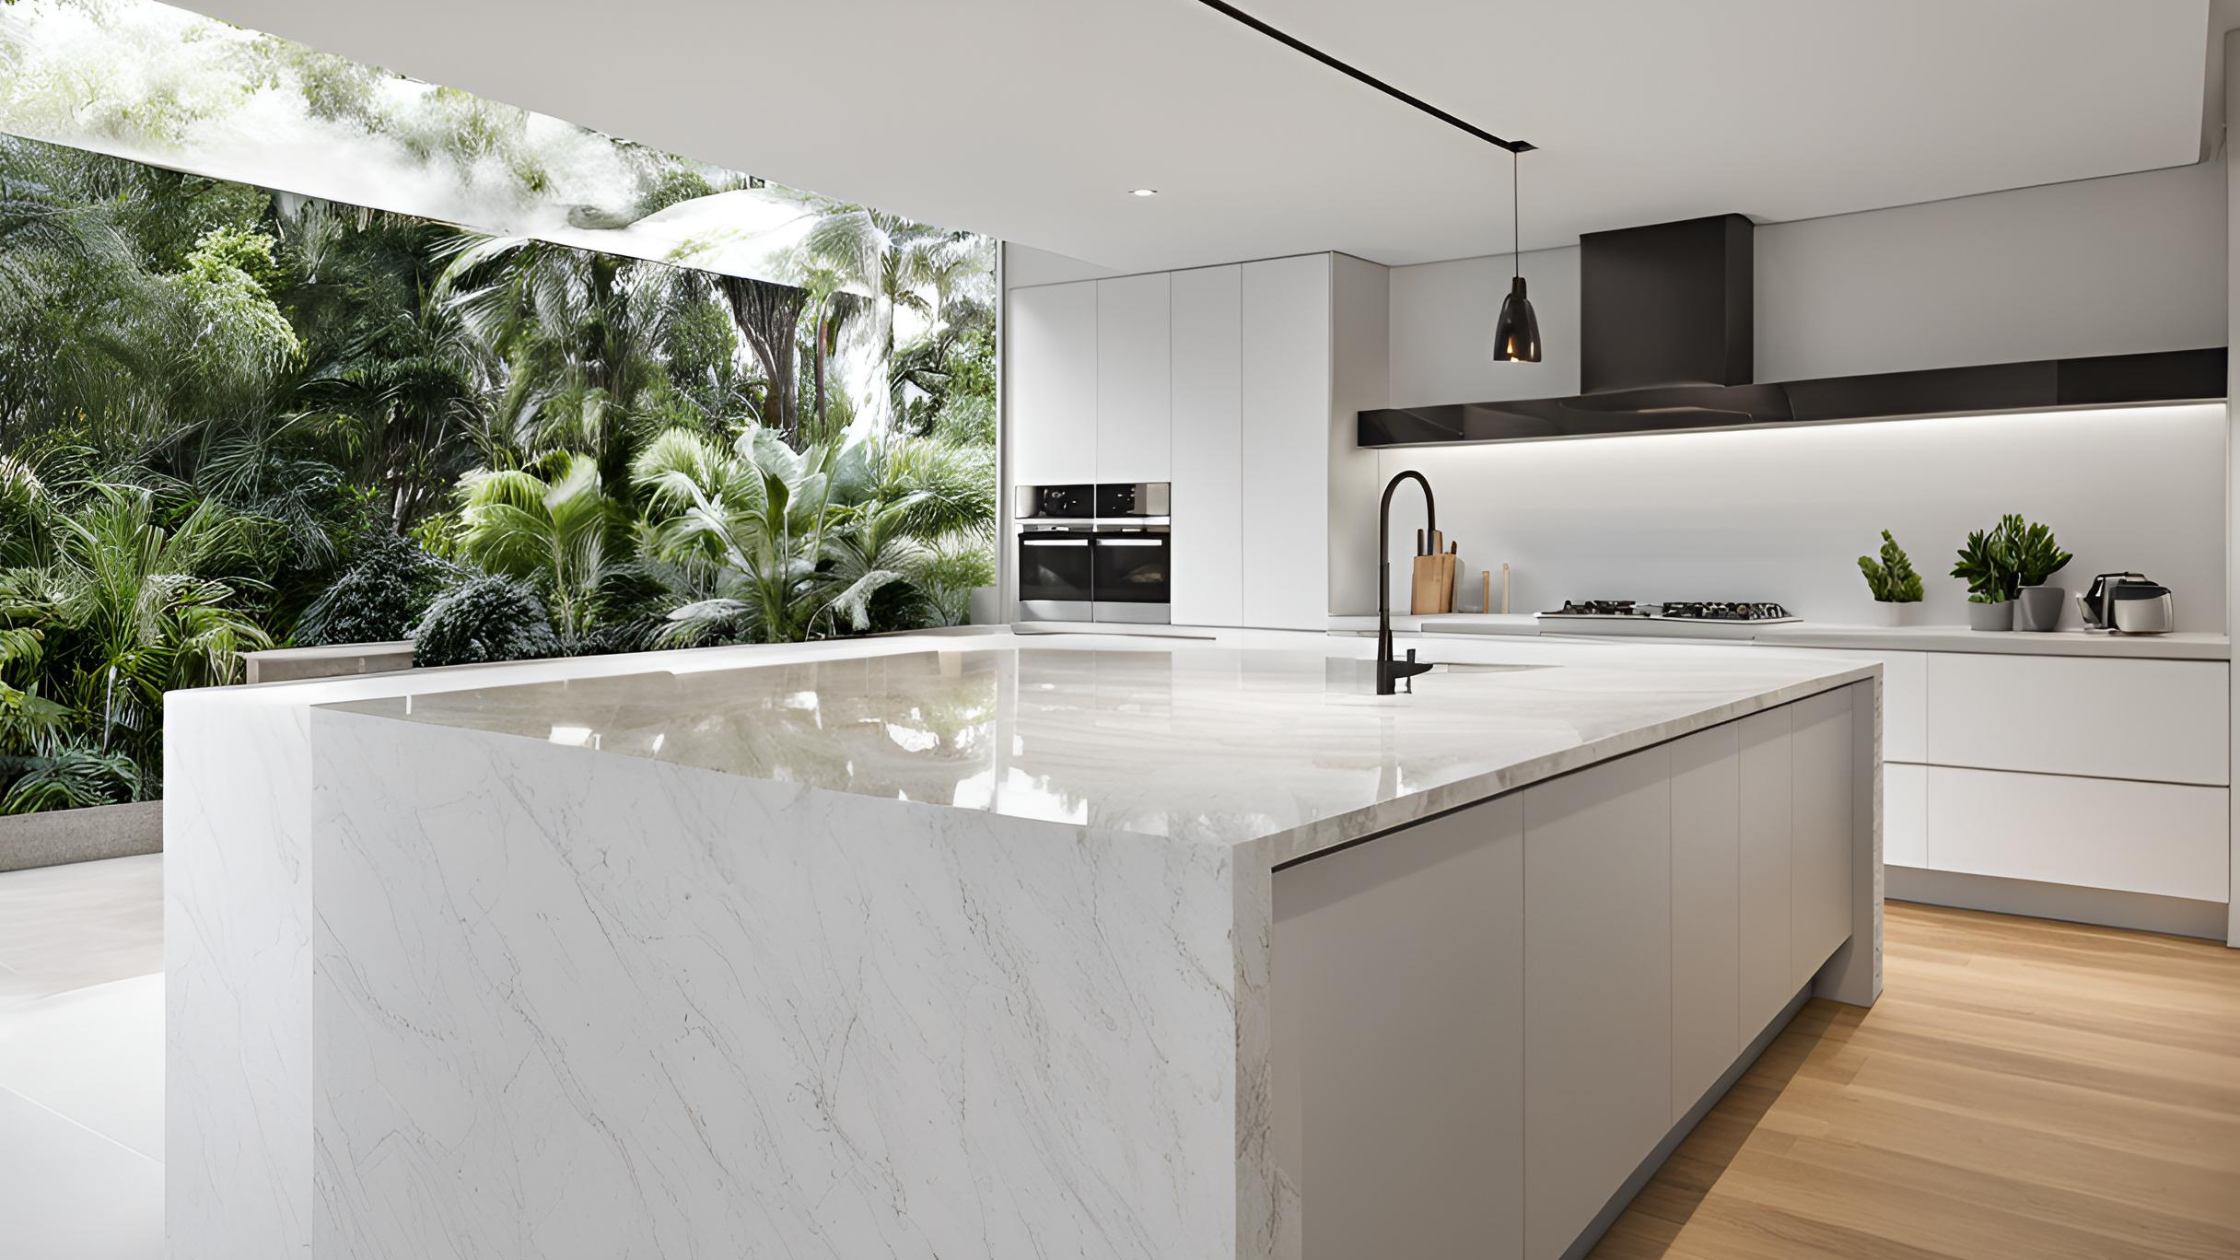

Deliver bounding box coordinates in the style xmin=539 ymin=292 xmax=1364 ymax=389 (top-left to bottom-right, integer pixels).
xmin=1093 ymin=274 xmax=1171 ymax=484
xmin=1006 ymin=282 xmax=1096 ymax=486
xmin=1240 ymin=254 xmax=1335 ymax=629
xmin=1169 ymin=267 xmax=1243 ymax=627
xmin=1008 ymin=254 xmax=1359 ymax=629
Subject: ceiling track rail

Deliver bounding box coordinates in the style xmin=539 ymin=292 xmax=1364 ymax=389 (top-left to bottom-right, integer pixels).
xmin=1189 ymin=0 xmax=1532 ymax=153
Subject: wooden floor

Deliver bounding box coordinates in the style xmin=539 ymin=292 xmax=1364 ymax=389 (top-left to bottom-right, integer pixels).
xmin=1590 ymin=900 xmax=2240 ymax=1260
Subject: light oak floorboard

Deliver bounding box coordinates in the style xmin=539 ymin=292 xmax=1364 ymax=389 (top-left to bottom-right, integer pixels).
xmin=1587 ymin=900 xmax=2240 ymax=1259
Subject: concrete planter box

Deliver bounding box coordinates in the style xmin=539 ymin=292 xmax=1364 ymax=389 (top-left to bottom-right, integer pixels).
xmin=243 ymin=640 xmax=415 ymax=684
xmin=0 ymin=798 xmax=163 ymax=872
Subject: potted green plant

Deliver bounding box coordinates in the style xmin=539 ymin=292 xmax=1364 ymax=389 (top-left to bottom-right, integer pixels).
xmin=2007 ymin=516 xmax=2073 ymax=632
xmin=1951 ymin=518 xmax=2019 ymax=631
xmin=1856 ymin=530 xmax=1924 ymax=627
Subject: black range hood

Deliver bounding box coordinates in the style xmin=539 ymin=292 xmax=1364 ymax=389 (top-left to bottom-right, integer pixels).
xmin=1359 ymin=213 xmax=2226 ymax=447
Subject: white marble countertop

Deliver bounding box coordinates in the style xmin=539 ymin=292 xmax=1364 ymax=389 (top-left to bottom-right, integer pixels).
xmin=1326 ymin=612 xmax=2231 ymax=660
xmin=323 ymin=628 xmax=1874 ymax=859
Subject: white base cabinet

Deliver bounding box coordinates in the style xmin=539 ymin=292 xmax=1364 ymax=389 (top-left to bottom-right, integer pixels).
xmin=1523 ymin=745 xmax=1674 ymax=1260
xmin=1791 ymin=687 xmax=1855 ymax=986
xmin=1669 ymin=726 xmax=1742 ymax=1119
xmin=1274 ymin=682 xmax=1873 ymax=1260
xmin=1883 ymin=763 xmax=1928 ymax=868
xmin=1920 ymin=766 xmax=2227 ymax=901
xmin=1273 ymin=797 xmax=1525 ymax=1260
xmin=1736 ymin=706 xmax=1795 ymax=1039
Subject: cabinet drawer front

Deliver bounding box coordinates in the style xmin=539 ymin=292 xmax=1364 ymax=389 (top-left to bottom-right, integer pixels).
xmin=1927 ymin=655 xmax=2228 ymax=785
xmin=1883 ymin=763 xmax=1928 ymax=868
xmin=1926 ymin=766 xmax=2229 ymax=901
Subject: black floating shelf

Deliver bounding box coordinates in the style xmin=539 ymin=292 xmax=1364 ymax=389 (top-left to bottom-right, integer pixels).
xmin=1356 ymin=347 xmax=2228 ymax=447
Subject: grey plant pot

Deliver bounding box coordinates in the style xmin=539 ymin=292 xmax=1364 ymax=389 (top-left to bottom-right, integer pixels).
xmin=2014 ymin=584 xmax=2064 ymax=632
xmin=1967 ymin=599 xmax=2015 ymax=631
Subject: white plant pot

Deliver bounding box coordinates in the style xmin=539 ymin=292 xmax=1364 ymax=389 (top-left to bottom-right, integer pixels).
xmin=1866 ymin=602 xmax=1920 ymax=628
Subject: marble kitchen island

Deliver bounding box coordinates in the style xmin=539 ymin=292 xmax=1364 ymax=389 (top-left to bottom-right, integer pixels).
xmin=165 ymin=630 xmax=1881 ymax=1260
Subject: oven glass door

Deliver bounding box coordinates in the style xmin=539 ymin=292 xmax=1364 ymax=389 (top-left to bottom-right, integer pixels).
xmin=1017 ymin=528 xmax=1095 ymax=621
xmin=1089 ymin=531 xmax=1170 ymax=622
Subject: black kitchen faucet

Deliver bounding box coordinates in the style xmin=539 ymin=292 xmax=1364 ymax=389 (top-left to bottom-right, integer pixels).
xmin=1377 ymin=470 xmax=1436 ymax=695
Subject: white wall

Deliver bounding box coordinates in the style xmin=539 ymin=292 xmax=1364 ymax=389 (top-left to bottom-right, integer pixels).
xmin=1380 ymin=405 xmax=2226 ymax=630
xmin=1388 ymin=247 xmax=1580 ymax=409
xmin=1386 ymin=158 xmax=2226 ymax=404
xmin=1757 ymin=159 xmax=2227 ymax=381
xmin=1375 ymin=159 xmax=2229 ymax=630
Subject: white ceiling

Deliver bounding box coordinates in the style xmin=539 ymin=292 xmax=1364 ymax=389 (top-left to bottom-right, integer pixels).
xmin=188 ymin=0 xmax=2213 ymax=272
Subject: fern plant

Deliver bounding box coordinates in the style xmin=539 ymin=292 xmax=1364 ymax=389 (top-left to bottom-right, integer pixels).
xmin=1856 ymin=530 xmax=1923 ymax=603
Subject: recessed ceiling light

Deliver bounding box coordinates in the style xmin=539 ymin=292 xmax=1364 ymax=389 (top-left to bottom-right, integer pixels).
xmin=1130 ymin=188 xmax=1159 ymax=197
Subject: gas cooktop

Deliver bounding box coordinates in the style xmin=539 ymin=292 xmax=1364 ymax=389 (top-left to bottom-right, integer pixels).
xmin=1538 ymin=600 xmax=1800 ymax=625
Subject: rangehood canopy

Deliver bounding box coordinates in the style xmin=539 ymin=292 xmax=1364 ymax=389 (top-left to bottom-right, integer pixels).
xmin=1360 ymin=213 xmax=2225 ymax=447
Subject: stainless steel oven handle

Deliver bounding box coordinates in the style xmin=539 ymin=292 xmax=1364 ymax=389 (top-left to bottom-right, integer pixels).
xmin=1021 ymin=538 xmax=1089 ymax=546
xmin=1089 ymin=538 xmax=1165 ymax=547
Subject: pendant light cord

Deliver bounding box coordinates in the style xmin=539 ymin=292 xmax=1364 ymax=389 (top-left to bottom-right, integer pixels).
xmin=1511 ymin=149 xmax=1520 ymax=281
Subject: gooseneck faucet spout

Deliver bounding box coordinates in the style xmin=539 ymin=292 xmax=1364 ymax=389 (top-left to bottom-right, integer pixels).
xmin=1377 ymin=470 xmax=1437 ymax=695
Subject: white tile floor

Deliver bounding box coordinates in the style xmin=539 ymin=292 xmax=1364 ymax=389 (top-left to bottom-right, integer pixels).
xmin=0 ymin=854 xmax=166 ymax=1260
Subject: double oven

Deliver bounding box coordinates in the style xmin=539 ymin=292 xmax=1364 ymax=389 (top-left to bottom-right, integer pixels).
xmin=1015 ymin=482 xmax=1171 ymax=624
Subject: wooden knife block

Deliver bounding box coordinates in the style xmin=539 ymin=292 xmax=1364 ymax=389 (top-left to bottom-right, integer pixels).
xmin=1410 ymin=553 xmax=1456 ymax=614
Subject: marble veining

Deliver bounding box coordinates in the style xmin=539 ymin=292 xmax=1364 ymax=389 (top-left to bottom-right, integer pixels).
xmin=170 ymin=627 xmax=1879 ymax=1260
xmin=311 ymin=709 xmax=1242 ymax=1259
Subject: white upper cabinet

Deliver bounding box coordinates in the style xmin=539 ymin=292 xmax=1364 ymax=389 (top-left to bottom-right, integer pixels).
xmin=1169 ymin=266 xmax=1244 ymax=627
xmin=1007 ymin=282 xmax=1097 ymax=486
xmin=1240 ymin=255 xmax=1334 ymax=630
xmin=1094 ymin=273 xmax=1172 ymax=484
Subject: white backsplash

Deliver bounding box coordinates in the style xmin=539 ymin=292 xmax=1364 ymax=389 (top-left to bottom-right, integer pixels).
xmin=1376 ymin=404 xmax=2226 ymax=631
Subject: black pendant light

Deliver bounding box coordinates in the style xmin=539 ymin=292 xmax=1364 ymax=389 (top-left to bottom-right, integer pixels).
xmin=1493 ymin=147 xmax=1541 ymax=362
xmin=1185 ymin=0 xmax=1544 ymax=359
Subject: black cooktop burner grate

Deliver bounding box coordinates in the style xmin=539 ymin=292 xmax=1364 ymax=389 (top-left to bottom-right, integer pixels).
xmin=1546 ymin=600 xmax=1794 ymax=622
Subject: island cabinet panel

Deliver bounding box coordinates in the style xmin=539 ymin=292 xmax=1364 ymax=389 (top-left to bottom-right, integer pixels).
xmin=1006 ymin=281 xmax=1097 ymax=486
xmin=1522 ymin=746 xmax=1674 ymax=1260
xmin=1093 ymin=272 xmax=1171 ymax=484
xmin=1669 ymin=724 xmax=1742 ymax=1119
xmin=1736 ymin=706 xmax=1795 ymax=1040
xmin=1791 ymin=687 xmax=1856 ymax=986
xmin=1272 ymin=795 xmax=1525 ymax=1260
xmin=1168 ymin=265 xmax=1243 ymax=627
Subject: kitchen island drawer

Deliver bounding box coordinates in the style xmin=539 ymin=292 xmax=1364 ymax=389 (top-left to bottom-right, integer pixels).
xmin=1926 ymin=655 xmax=2228 ymax=785
xmin=1926 ymin=766 xmax=2229 ymax=901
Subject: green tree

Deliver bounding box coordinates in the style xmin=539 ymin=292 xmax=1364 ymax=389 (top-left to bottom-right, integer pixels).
xmin=456 ymin=452 xmax=631 ymax=646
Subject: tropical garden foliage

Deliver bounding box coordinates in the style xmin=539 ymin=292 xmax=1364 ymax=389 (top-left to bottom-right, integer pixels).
xmin=0 ymin=130 xmax=998 ymax=812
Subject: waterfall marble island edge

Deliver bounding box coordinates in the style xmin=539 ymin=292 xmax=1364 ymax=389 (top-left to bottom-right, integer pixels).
xmin=164 ymin=629 xmax=1884 ymax=1260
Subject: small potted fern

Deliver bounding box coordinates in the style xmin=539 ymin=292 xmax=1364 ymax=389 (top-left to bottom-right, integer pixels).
xmin=1856 ymin=530 xmax=1924 ymax=627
